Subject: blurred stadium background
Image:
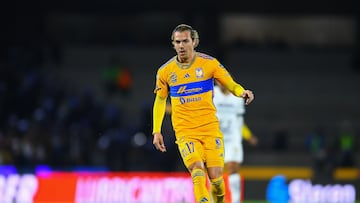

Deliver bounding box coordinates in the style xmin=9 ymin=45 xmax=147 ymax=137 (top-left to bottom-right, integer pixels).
xmin=0 ymin=0 xmax=359 ymax=202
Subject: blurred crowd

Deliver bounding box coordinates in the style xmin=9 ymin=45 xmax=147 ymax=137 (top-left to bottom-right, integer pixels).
xmin=0 ymin=62 xmax=181 ymax=173
xmin=0 ymin=66 xmax=108 ymax=169
xmin=1 ymin=65 xmax=356 ymax=175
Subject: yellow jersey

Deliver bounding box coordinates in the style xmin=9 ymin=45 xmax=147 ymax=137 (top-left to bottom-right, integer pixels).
xmin=154 ymin=52 xmax=238 ymax=138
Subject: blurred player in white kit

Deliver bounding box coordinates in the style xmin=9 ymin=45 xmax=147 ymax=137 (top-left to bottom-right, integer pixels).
xmin=213 ymin=82 xmax=258 ymax=203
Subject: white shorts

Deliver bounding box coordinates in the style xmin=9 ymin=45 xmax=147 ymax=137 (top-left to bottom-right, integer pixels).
xmin=224 ymin=138 xmax=244 ymax=163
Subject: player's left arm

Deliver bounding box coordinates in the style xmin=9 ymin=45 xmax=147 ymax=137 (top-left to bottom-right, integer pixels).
xmin=213 ymin=59 xmax=254 ymax=105
xmin=222 ymin=79 xmax=254 ymax=105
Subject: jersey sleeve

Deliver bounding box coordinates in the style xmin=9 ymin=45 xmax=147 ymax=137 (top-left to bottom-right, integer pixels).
xmin=154 ymin=68 xmax=169 ymax=99
xmin=212 ymin=58 xmax=231 ymax=82
xmin=152 ymin=95 xmax=167 ymax=134
xmin=212 ymin=59 xmax=245 ymax=97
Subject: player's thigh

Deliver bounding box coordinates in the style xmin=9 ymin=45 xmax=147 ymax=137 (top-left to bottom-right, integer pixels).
xmin=177 ymin=137 xmax=204 ymax=169
xmin=203 ymin=134 xmax=224 ymax=168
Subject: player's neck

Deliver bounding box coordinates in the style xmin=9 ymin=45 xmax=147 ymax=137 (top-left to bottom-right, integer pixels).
xmin=176 ymin=52 xmax=196 ymax=69
xmin=177 ymin=51 xmax=196 ymax=64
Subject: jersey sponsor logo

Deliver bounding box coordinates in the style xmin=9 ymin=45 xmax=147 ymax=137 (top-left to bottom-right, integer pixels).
xmin=180 ymin=97 xmax=201 ymax=104
xmin=195 ymin=68 xmax=204 ymax=78
xmin=177 ymin=86 xmax=203 ymax=94
xmin=170 ymin=78 xmax=213 ymax=97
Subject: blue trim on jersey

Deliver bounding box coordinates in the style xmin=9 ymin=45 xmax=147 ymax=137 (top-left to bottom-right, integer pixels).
xmin=170 ymin=78 xmax=214 ymax=97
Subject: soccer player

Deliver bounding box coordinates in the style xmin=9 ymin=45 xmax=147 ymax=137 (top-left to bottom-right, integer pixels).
xmin=213 ymin=82 xmax=258 ymax=203
xmin=152 ymin=24 xmax=254 ymax=203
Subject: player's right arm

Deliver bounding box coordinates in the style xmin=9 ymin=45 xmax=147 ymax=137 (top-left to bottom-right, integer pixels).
xmin=152 ymin=95 xmax=167 ymax=152
xmin=152 ymin=67 xmax=169 ymax=152
xmin=152 ymin=95 xmax=167 ymax=135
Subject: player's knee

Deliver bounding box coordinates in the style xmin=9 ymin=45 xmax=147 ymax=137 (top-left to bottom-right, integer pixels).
xmin=207 ymin=167 xmax=223 ymax=179
xmin=188 ymin=161 xmax=205 ymax=172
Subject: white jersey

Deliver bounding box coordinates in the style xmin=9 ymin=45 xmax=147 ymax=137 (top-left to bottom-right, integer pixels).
xmin=213 ymin=85 xmax=245 ymax=163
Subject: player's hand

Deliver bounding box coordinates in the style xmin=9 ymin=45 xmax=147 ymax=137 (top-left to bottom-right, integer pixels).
xmin=242 ymin=90 xmax=254 ymax=105
xmin=153 ymin=133 xmax=167 ymax=152
xmin=249 ymin=136 xmax=258 ymax=146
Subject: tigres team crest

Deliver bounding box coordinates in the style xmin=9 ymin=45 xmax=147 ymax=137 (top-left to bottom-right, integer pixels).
xmin=215 ymin=138 xmax=222 ymax=149
xmin=195 ymin=68 xmax=204 ymax=79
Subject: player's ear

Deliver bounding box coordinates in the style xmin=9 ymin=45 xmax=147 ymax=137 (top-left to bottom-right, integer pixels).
xmin=193 ymin=30 xmax=199 ymax=48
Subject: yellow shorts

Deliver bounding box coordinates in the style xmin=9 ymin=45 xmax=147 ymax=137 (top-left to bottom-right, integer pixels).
xmin=176 ymin=132 xmax=224 ymax=169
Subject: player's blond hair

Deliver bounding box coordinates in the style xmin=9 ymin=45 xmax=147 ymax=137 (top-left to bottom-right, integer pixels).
xmin=171 ymin=24 xmax=199 ymax=48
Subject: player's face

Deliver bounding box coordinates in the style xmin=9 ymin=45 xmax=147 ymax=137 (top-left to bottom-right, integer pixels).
xmin=172 ymin=31 xmax=195 ymax=63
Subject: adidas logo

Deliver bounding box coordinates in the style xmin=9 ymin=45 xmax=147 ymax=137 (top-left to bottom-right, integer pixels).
xmin=199 ymin=197 xmax=209 ymax=203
